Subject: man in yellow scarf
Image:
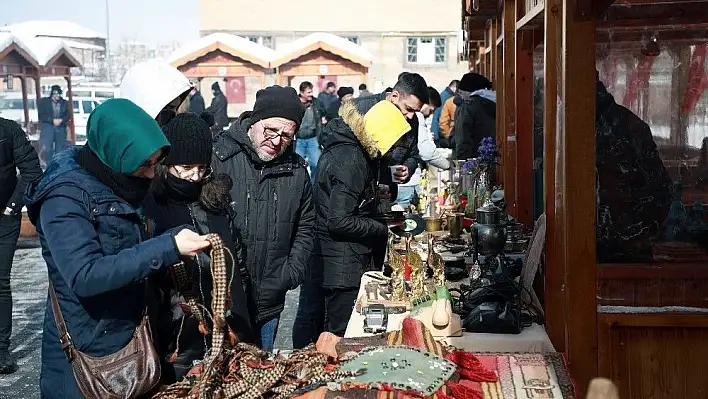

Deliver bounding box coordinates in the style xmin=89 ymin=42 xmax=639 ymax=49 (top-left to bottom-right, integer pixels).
xmin=292 ymin=99 xmax=412 ymax=347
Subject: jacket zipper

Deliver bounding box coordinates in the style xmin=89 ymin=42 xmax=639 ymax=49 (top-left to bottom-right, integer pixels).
xmin=245 ymin=191 xmax=251 ymax=235
xmin=272 ymin=190 xmax=278 ymax=241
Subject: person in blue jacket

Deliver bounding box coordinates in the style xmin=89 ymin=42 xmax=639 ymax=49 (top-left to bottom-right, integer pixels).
xmin=24 ymin=98 xmax=212 ymax=398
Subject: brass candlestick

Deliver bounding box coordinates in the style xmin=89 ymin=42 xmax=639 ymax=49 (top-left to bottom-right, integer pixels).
xmin=387 ymin=233 xmax=407 ymax=302
xmin=428 ymin=234 xmax=446 ymax=288
xmin=407 ymin=237 xmax=425 ymax=300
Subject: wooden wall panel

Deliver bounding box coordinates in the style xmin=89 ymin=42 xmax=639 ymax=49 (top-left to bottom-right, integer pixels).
xmin=598 ymin=313 xmax=708 ymax=399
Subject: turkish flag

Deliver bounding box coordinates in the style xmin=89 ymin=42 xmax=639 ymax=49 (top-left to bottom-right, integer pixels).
xmin=623 ymin=55 xmax=656 ymax=107
xmin=681 ymin=43 xmax=708 ymax=115
xmin=225 ymin=77 xmax=246 ymax=104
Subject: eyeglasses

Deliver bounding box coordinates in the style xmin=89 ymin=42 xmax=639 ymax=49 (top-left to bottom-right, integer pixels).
xmin=140 ymin=157 xmax=164 ymax=169
xmin=170 ymin=165 xmax=212 ymax=180
xmin=260 ymin=121 xmax=294 ymax=143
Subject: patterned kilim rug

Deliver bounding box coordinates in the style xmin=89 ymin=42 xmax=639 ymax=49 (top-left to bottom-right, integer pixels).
xmin=295 ymin=318 xmax=576 ymax=399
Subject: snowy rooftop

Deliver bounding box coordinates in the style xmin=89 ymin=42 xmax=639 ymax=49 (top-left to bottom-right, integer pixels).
xmin=272 ymin=32 xmax=373 ymax=67
xmin=0 ymin=32 xmax=82 ymax=68
xmin=0 ymin=20 xmax=105 ymax=40
xmin=169 ymin=33 xmax=276 ymax=68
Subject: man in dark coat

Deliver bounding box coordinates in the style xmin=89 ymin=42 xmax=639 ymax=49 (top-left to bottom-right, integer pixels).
xmin=188 ymin=87 xmax=206 ymax=114
xmin=324 ymin=86 xmax=355 ymax=122
xmin=296 ymin=81 xmax=327 ymax=183
xmin=292 ymin=98 xmax=412 ymax=346
xmin=595 ymin=73 xmax=672 ymax=262
xmin=453 ymin=73 xmax=497 ymax=160
xmin=37 ymin=85 xmax=69 ymax=164
xmin=207 ymin=82 xmax=229 ymax=133
xmin=0 ymin=118 xmax=41 ymax=374
xmin=211 ymin=86 xmax=313 ymax=351
xmin=317 ymin=81 xmax=337 ymax=111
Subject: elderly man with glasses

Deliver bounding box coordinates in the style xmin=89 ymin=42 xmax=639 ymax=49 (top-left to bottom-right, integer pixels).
xmin=211 ymin=86 xmax=313 ymax=351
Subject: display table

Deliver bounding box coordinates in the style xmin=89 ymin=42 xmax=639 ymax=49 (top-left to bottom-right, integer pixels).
xmin=344 ymin=273 xmax=555 ymax=353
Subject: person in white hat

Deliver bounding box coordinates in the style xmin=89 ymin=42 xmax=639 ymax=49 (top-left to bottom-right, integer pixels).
xmin=119 ymin=60 xmax=192 ymax=127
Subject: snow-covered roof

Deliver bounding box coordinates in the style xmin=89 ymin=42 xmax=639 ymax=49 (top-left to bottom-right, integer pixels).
xmin=169 ymin=33 xmax=275 ymax=69
xmin=0 ymin=32 xmax=82 ymax=68
xmin=0 ymin=20 xmax=105 ymax=40
xmin=271 ymin=32 xmax=373 ymax=68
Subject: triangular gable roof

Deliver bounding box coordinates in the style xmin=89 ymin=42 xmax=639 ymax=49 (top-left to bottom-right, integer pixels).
xmin=271 ymin=32 xmax=373 ymax=68
xmin=169 ymin=33 xmax=275 ymax=69
xmin=0 ymin=32 xmax=81 ymax=68
xmin=0 ymin=20 xmax=105 ymax=40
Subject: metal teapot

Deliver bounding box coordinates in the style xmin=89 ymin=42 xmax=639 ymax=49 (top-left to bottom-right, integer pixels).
xmin=472 ymin=202 xmax=507 ymax=256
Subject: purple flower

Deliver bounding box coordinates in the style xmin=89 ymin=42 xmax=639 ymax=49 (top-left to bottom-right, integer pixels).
xmin=462 ymin=159 xmax=478 ymax=174
xmin=477 ymin=137 xmax=499 ymax=165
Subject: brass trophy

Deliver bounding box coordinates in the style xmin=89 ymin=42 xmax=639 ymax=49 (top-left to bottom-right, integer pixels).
xmin=388 ymin=233 xmax=407 ymax=302
xmin=428 ymin=234 xmax=446 ymax=288
xmin=406 ymin=237 xmax=425 ymax=300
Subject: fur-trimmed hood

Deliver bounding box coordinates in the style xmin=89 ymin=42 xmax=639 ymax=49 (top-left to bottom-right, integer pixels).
xmin=319 ymin=100 xmax=380 ymax=158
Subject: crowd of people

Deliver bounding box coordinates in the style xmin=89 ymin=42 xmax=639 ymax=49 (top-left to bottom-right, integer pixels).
xmin=0 ymin=58 xmax=498 ymax=397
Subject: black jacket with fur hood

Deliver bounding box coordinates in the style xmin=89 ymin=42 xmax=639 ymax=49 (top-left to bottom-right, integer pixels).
xmin=312 ymin=101 xmax=389 ymax=289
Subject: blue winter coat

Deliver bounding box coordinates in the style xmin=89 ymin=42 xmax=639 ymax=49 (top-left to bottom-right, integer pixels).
xmin=431 ymin=87 xmax=455 ymax=140
xmin=24 ymin=147 xmax=181 ymax=399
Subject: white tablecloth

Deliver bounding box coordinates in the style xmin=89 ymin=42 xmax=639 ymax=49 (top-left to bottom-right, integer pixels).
xmin=344 ymin=274 xmax=555 ymax=353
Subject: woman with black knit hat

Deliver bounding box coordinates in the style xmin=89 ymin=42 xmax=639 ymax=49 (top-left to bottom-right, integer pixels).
xmin=143 ymin=112 xmax=252 ymax=382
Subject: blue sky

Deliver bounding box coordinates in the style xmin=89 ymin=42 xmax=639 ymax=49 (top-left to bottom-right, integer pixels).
xmin=2 ymin=0 xmax=200 ymax=47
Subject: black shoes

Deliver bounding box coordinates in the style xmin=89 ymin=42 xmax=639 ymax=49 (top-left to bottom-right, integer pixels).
xmin=0 ymin=349 xmax=18 ymax=374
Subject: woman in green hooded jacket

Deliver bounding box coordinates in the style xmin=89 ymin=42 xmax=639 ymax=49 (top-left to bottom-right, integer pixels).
xmin=24 ymin=99 xmax=212 ymax=398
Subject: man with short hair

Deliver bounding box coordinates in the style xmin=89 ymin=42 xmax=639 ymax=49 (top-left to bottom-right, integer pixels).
xmin=317 ymin=81 xmax=338 ymax=110
xmin=431 ymin=80 xmax=458 ymax=144
xmin=358 ymin=83 xmax=372 ymax=98
xmin=208 ymin=81 xmax=229 ymax=133
xmin=0 ymin=118 xmax=42 ymax=374
xmin=37 ymin=85 xmax=69 ymax=164
xmin=396 ymin=86 xmax=452 ymax=207
xmin=296 ymin=81 xmax=326 ymax=182
xmin=212 ymin=86 xmax=313 ymax=351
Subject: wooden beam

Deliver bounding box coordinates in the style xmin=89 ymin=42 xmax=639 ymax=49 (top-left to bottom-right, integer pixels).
xmin=516 ymin=1 xmax=545 ymax=30
xmin=502 ymin=0 xmax=517 ymax=207
xmin=66 ymin=75 xmax=75 ymax=145
xmin=560 ymin=0 xmax=598 ymax=395
xmin=543 ymin=0 xmax=566 ymax=354
xmin=515 ymin=29 xmax=534 ymax=226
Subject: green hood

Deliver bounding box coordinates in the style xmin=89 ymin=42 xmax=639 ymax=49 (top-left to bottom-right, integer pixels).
xmin=86 ymin=98 xmax=170 ymax=174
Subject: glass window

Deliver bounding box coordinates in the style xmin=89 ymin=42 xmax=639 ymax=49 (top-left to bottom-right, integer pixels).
xmin=407 ymin=37 xmax=445 ymax=64
xmin=261 ymin=36 xmax=274 ymax=49
xmin=0 ymin=99 xmax=35 ymax=110
xmin=73 ymin=100 xmax=79 ymax=113
xmin=82 ymin=101 xmax=93 ymax=114
xmin=435 ymin=38 xmax=447 ymax=63
xmin=95 ymin=91 xmax=115 ymax=98
xmin=407 ymin=38 xmax=418 ymax=63
xmin=345 ymin=36 xmax=360 ymax=45
xmin=72 ymin=90 xmax=91 ymax=97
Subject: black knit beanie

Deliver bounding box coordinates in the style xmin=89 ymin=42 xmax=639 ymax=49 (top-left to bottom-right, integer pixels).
xmin=161 ymin=112 xmax=214 ymax=166
xmin=337 ymin=86 xmax=354 ymax=99
xmin=458 ymin=73 xmax=492 ymax=93
xmin=248 ymin=85 xmax=305 ymax=129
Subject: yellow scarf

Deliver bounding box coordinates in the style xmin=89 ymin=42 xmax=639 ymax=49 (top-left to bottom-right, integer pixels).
xmin=363 ymin=101 xmax=412 ymax=156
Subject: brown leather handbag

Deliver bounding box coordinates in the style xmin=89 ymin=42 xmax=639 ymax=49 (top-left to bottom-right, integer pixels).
xmin=48 ymin=282 xmax=161 ymax=399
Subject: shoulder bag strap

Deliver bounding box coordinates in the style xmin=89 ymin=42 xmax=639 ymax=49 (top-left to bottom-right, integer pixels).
xmin=48 ymin=282 xmax=75 ymax=361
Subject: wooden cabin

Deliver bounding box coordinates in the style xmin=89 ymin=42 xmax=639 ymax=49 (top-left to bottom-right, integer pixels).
xmin=463 ymin=0 xmax=708 ymax=397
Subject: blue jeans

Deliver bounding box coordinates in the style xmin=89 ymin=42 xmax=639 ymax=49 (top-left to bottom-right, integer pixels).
xmin=395 ymin=185 xmax=419 ymax=207
xmin=295 ymin=137 xmax=321 ymax=182
xmin=255 ymin=316 xmax=280 ymax=352
xmin=292 ymin=277 xmax=325 ymax=349
xmin=40 ymin=123 xmax=67 ymax=164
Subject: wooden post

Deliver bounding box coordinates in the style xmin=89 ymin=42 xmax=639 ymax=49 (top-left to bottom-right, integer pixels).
xmin=560 ymin=0 xmax=598 ymax=395
xmin=20 ymin=77 xmax=30 ymax=131
xmin=543 ymin=0 xmax=567 ymax=354
xmin=502 ymin=0 xmax=517 ymax=217
xmin=65 ymin=75 xmax=75 ymax=145
xmin=515 ymin=29 xmax=534 ymax=227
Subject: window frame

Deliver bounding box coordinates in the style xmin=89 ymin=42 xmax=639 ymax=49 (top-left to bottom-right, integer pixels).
xmin=406 ymin=36 xmax=448 ymax=65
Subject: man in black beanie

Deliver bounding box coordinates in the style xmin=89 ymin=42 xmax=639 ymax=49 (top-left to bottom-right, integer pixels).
xmin=452 ymin=72 xmax=496 ymax=160
xmin=211 ymin=85 xmax=314 ymax=351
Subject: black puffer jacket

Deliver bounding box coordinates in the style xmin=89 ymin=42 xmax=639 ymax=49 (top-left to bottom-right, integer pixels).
xmin=314 ymin=101 xmax=388 ymax=289
xmin=0 ymin=117 xmax=41 ymax=214
xmin=453 ymin=91 xmax=497 ymax=160
xmin=212 ymin=115 xmax=315 ymax=322
xmin=208 ymin=91 xmax=229 ymax=129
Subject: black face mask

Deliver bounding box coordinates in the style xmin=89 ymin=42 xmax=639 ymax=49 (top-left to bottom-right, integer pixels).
xmin=166 ymin=172 xmax=201 ymax=202
xmin=156 ymin=109 xmax=176 ymax=127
